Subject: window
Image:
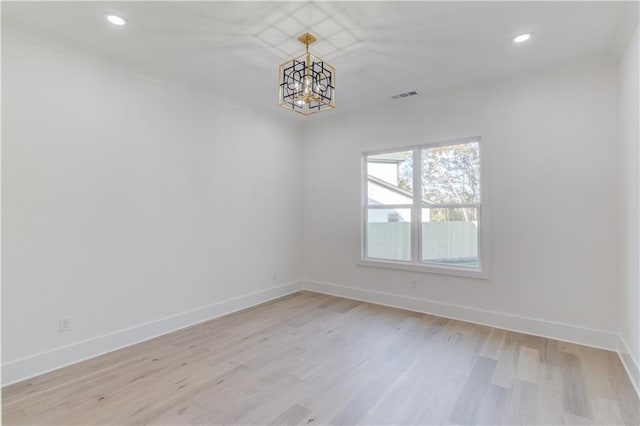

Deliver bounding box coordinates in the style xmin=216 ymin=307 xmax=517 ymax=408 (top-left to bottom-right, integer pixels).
xmin=362 ymin=137 xmax=487 ymax=278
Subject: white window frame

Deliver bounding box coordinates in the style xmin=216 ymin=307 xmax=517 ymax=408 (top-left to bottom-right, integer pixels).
xmin=360 ymin=136 xmax=489 ymax=279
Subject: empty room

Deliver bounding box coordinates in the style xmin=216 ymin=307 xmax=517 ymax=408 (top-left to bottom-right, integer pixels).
xmin=2 ymin=1 xmax=639 ymax=425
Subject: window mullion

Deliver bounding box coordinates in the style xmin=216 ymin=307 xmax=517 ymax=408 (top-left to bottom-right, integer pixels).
xmin=362 ymin=155 xmax=368 ymax=259
xmin=412 ymin=148 xmax=421 ymax=263
xmin=420 ymin=203 xmax=480 ymax=209
xmin=367 ymin=204 xmax=414 ymax=209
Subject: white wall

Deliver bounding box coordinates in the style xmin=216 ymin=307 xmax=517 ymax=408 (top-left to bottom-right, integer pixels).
xmin=1 ymin=32 xmax=303 ymax=384
xmin=619 ymin=23 xmax=640 ymax=392
xmin=303 ymin=56 xmax=621 ymax=348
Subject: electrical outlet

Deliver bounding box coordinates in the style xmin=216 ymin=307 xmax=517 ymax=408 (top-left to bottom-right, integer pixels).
xmin=410 ymin=280 xmax=417 ymax=289
xmin=272 ymin=272 xmax=278 ymax=282
xmin=59 ymin=318 xmax=72 ymax=333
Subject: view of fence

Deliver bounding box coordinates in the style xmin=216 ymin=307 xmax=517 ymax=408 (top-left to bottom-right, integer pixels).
xmin=367 ymin=222 xmax=478 ymax=265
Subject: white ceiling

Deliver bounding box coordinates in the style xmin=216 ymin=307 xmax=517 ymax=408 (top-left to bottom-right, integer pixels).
xmin=3 ymin=1 xmax=638 ymax=117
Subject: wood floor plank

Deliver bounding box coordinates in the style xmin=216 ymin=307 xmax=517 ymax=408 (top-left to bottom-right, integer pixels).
xmin=605 ymin=350 xmax=640 ymax=425
xmin=413 ymin=323 xmax=488 ymax=425
xmin=475 ymin=384 xmax=512 ymax=425
xmin=561 ymin=352 xmax=594 ymax=419
xmin=2 ymin=291 xmax=638 ymax=426
xmin=268 ymin=403 xmax=312 ymax=426
xmin=536 ymin=363 xmax=564 ymax=425
xmin=329 ymin=375 xmax=396 ymax=426
xmin=480 ymin=328 xmax=506 ymax=360
xmin=507 ymin=379 xmax=539 ymax=425
xmin=592 ymin=397 xmax=624 ymax=426
xmin=516 ymin=346 xmax=541 ymax=384
xmin=491 ymin=331 xmax=520 ymax=389
xmin=449 ymin=356 xmax=498 ymax=425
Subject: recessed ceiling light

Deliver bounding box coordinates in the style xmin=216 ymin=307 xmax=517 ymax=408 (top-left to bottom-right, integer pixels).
xmin=105 ymin=14 xmax=127 ymax=26
xmin=512 ymin=33 xmax=532 ymax=44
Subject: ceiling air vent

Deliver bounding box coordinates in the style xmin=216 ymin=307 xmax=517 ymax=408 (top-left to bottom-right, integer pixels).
xmin=392 ymin=91 xmax=418 ymax=100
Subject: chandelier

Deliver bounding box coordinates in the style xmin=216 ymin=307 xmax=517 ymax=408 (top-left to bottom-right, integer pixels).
xmin=278 ymin=33 xmax=335 ymax=115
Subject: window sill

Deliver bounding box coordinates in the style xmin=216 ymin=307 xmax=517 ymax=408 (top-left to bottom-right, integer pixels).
xmin=358 ymin=258 xmax=490 ymax=280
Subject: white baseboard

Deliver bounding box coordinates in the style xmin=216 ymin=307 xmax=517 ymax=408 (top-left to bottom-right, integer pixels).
xmin=618 ymin=335 xmax=640 ymax=398
xmin=4 ymin=279 xmax=633 ymax=396
xmin=302 ymin=280 xmax=619 ymax=351
xmin=2 ymin=281 xmax=302 ymax=386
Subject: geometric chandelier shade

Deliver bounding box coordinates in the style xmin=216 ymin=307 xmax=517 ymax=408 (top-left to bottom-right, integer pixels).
xmin=278 ymin=33 xmax=335 ymax=115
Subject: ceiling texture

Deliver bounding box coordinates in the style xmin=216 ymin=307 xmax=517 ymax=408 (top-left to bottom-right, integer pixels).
xmin=3 ymin=1 xmax=638 ymax=117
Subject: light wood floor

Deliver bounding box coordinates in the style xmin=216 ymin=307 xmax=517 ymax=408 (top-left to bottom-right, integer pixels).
xmin=2 ymin=291 xmax=639 ymax=425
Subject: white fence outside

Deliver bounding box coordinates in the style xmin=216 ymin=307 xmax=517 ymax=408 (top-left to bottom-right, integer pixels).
xmin=367 ymin=222 xmax=478 ymax=263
